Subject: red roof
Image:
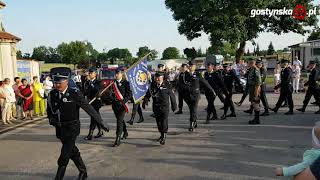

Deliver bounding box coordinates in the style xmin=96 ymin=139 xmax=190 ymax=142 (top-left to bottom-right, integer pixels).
xmin=0 ymin=31 xmax=21 ymax=41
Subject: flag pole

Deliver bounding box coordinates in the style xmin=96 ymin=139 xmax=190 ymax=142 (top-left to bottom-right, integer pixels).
xmin=89 ymin=52 xmax=152 ymax=104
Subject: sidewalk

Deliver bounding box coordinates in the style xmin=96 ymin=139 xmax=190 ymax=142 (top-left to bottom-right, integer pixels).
xmin=0 ymin=116 xmax=46 ymax=134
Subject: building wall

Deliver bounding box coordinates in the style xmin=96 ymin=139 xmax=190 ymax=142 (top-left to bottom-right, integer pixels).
xmin=17 ymin=59 xmax=40 ymax=82
xmin=0 ymin=42 xmax=17 ymax=82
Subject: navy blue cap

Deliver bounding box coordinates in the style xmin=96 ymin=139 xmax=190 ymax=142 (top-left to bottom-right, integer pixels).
xmin=155 ymin=71 xmax=165 ymax=77
xmin=88 ymin=68 xmax=97 ymax=73
xmin=222 ymin=63 xmax=229 ymax=68
xmin=115 ymin=67 xmax=124 ymax=74
xmin=53 ymin=74 xmax=69 ymax=83
xmin=207 ymin=62 xmax=214 ymax=66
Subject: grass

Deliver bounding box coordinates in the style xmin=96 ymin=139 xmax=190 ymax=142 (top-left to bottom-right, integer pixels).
xmin=40 ymin=63 xmax=75 ymax=72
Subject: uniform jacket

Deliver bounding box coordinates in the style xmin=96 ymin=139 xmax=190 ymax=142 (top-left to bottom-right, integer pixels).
xmin=84 ymin=79 xmax=102 ymax=107
xmin=276 ymin=67 xmax=293 ymax=90
xmin=109 ymin=79 xmax=132 ymax=112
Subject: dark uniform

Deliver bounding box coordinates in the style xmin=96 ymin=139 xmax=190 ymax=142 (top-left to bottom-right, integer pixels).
xmin=127 ymin=99 xmax=144 ymax=125
xmin=271 ymin=59 xmax=294 ymax=115
xmin=297 ymin=61 xmax=320 ymax=113
xmin=175 ymin=64 xmax=189 ymax=114
xmin=108 ymin=70 xmax=132 ymax=147
xmin=184 ymin=61 xmax=215 ymax=131
xmin=143 ymin=72 xmax=177 ymax=145
xmin=221 ymin=64 xmax=240 ymax=119
xmin=236 ymin=67 xmax=251 ymax=107
xmin=247 ymin=63 xmax=262 ymax=125
xmin=47 ymin=75 xmax=109 ymax=180
xmin=83 ymin=68 xmax=103 ymax=140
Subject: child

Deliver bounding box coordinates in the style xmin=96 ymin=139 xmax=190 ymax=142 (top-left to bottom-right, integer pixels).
xmin=276 ymin=123 xmax=320 ymax=177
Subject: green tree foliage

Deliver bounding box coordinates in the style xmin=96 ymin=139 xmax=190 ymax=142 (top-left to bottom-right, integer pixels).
xmin=183 ymin=47 xmax=197 ymax=59
xmin=16 ymin=50 xmax=22 ymax=59
xmin=165 ymin=0 xmax=318 ymax=62
xmin=267 ymin=41 xmax=275 ymax=55
xmin=308 ymin=28 xmax=320 ymax=41
xmin=32 ymin=46 xmax=49 ymax=61
xmin=207 ymin=42 xmax=236 ymax=56
xmin=136 ymin=46 xmax=158 ymax=60
xmin=162 ymin=47 xmax=180 ymax=59
xmin=256 ymin=44 xmax=260 ymax=56
xmin=57 ymin=41 xmax=88 ymax=67
xmin=107 ymin=48 xmax=132 ymax=64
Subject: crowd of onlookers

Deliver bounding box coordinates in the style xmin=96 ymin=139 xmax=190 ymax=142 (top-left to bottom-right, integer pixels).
xmin=0 ymin=75 xmax=53 ymax=126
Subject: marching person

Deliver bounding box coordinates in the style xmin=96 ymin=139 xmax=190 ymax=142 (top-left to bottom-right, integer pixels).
xmin=143 ymin=72 xmax=177 ymax=145
xmin=247 ymin=59 xmax=262 ymax=125
xmin=47 ymin=74 xmax=109 ymax=180
xmin=127 ymin=100 xmax=144 ymax=125
xmin=107 ymin=68 xmax=132 ymax=147
xmin=220 ymin=63 xmax=240 ymax=120
xmin=175 ymin=63 xmax=189 ymax=114
xmin=184 ymin=60 xmax=215 ymax=131
xmin=297 ymin=60 xmax=320 ymax=114
xmin=83 ymin=68 xmax=104 ymax=140
xmin=270 ymin=59 xmax=294 ymax=115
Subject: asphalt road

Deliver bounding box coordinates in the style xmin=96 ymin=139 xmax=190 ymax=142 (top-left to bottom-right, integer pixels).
xmin=0 ymin=93 xmax=318 ymax=180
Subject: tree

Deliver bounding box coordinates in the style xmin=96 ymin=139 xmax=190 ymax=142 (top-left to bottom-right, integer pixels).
xmin=246 ymin=49 xmax=250 ymax=56
xmin=183 ymin=47 xmax=197 ymax=59
xmin=308 ymin=28 xmax=320 ymax=41
xmin=57 ymin=41 xmax=88 ymax=68
xmin=165 ymin=0 xmax=318 ymax=63
xmin=23 ymin=53 xmax=31 ymax=59
xmin=32 ymin=46 xmax=49 ymax=61
xmin=207 ymin=42 xmax=236 ymax=56
xmin=137 ymin=46 xmax=158 ymax=60
xmin=197 ymin=48 xmax=204 ymax=57
xmin=16 ymin=50 xmax=22 ymax=59
xmin=256 ymin=44 xmax=260 ymax=56
xmin=267 ymin=41 xmax=275 ymax=55
xmin=106 ymin=48 xmax=132 ymax=64
xmin=97 ymin=52 xmax=109 ymax=62
xmin=162 ymin=47 xmax=180 ymax=59
xmin=47 ymin=47 xmax=61 ymax=63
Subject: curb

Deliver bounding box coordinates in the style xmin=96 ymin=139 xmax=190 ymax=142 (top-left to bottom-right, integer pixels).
xmin=0 ymin=117 xmax=46 ymax=135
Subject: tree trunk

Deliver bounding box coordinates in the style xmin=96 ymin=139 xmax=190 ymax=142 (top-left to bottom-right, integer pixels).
xmin=235 ymin=41 xmax=246 ymax=63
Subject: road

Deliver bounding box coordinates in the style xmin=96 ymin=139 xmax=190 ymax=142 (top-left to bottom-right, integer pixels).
xmin=0 ymin=93 xmax=318 ymax=180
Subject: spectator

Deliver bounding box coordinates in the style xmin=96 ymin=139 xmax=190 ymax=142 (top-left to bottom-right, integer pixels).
xmin=32 ymin=76 xmax=45 ymax=116
xmin=18 ymin=79 xmax=33 ymax=120
xmin=43 ymin=76 xmax=53 ymax=98
xmin=274 ymin=62 xmax=281 ymax=94
xmin=276 ymin=123 xmax=320 ymax=178
xmin=1 ymin=78 xmax=16 ymax=124
xmin=292 ymin=63 xmax=301 ymax=93
xmin=0 ymin=81 xmax=4 ymax=122
xmin=12 ymin=77 xmax=22 ymax=119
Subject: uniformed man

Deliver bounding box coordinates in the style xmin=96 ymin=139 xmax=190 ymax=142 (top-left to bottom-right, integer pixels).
xmin=247 ymin=59 xmax=262 ymax=125
xmin=220 ymin=63 xmax=241 ymax=120
xmin=184 ymin=60 xmax=215 ymax=131
xmin=83 ymin=68 xmax=104 ymax=140
xmin=108 ymin=68 xmax=132 ymax=147
xmin=270 ymin=59 xmax=294 ymax=115
xmin=175 ymin=63 xmax=189 ymax=114
xmin=47 ymin=74 xmax=109 ymax=180
xmin=204 ymin=63 xmax=225 ymax=123
xmin=297 ymin=60 xmax=320 ymax=114
xmin=142 ymin=72 xmax=177 ymax=145
xmin=235 ymin=66 xmax=251 ymax=108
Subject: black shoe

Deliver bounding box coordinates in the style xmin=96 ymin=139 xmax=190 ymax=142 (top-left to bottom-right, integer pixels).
xmin=220 ymin=114 xmax=227 ymax=120
xmin=101 ymin=124 xmax=110 ymax=132
xmin=270 ymin=108 xmax=278 ymax=113
xmin=296 ymin=108 xmax=305 ymax=112
xmin=226 ymin=113 xmax=236 ymax=117
xmin=188 ymin=122 xmax=194 ymax=132
xmin=150 ymin=113 xmax=156 ymax=118
xmin=248 ymin=111 xmax=260 ymax=125
xmin=175 ymin=110 xmax=183 ymax=114
xmin=137 ymin=117 xmax=144 ymax=123
xmin=113 ymin=136 xmax=121 ymax=147
xmin=315 ymin=110 xmax=320 ymax=114
xmin=194 ymin=121 xmax=198 ymax=128
xmin=210 ymin=114 xmax=218 ymax=120
xmin=243 ymin=109 xmax=253 ymax=114
xmin=127 ymin=119 xmax=134 ymax=125
xmin=156 ymin=135 xmax=163 ymax=142
xmin=160 ymin=133 xmax=166 ymax=145
xmin=94 ymin=131 xmax=104 ymax=139
xmin=55 ymin=166 xmax=66 ymax=180
xmin=284 ymin=111 xmax=294 ymax=115
xmin=122 ymin=132 xmax=128 ymax=140
xmin=234 ymin=102 xmax=242 ymax=106
xmin=72 ymin=155 xmax=87 ymax=180
xmin=260 ymin=111 xmax=269 ymax=116
xmin=84 ymin=130 xmax=93 ymax=140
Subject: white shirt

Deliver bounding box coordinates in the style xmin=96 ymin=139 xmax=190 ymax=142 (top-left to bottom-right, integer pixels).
xmin=3 ymin=85 xmax=16 ymax=103
xmin=293 ymin=60 xmax=302 ymax=67
xmin=43 ymin=79 xmax=53 ymax=91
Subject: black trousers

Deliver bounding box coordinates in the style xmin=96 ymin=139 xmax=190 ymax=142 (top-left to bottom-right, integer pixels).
xmin=303 ymin=87 xmax=320 ymax=107
xmin=89 ymin=105 xmax=101 ymax=131
xmin=275 ymin=87 xmax=294 ymax=111
xmin=260 ymin=86 xmax=269 ymax=111
xmin=132 ymin=102 xmax=143 ymax=119
xmin=223 ymin=90 xmax=235 ymax=114
xmin=155 ymin=108 xmax=169 ymax=133
xmin=113 ymin=107 xmax=127 ymax=136
xmin=239 ymin=84 xmax=249 ymax=103
xmin=58 ymin=138 xmax=81 ymax=167
xmin=184 ymin=94 xmax=200 ymax=123
xmin=205 ymin=92 xmax=217 ymax=116
xmin=177 ymin=90 xmax=184 ymax=110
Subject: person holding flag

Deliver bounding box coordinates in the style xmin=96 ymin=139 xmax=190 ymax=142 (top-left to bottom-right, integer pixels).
xmin=107 ymin=68 xmax=132 ymax=147
xmin=143 ymin=72 xmax=177 ymax=145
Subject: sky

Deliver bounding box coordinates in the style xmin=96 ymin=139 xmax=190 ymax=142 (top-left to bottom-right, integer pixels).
xmin=3 ymin=0 xmax=320 ymax=57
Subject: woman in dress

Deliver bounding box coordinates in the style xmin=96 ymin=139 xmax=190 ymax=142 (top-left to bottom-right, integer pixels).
xmin=18 ymin=79 xmax=33 ymax=120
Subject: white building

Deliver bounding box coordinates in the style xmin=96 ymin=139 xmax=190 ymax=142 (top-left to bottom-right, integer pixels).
xmin=289 ymin=39 xmax=320 ymax=69
xmin=0 ymin=1 xmax=21 ymax=81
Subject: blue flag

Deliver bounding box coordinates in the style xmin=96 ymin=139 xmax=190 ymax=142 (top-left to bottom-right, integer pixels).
xmin=125 ymin=58 xmax=149 ymax=103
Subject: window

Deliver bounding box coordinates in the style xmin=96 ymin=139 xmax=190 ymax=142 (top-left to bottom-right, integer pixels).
xmin=313 ymin=48 xmax=320 ymax=56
